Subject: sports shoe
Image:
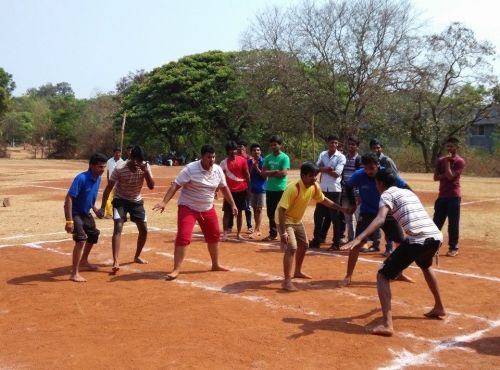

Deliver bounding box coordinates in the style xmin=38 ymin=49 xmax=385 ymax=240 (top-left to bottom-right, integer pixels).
xmin=362 ymin=246 xmax=380 ymax=253
xmin=446 ymin=249 xmax=458 ymax=257
xmin=247 ymin=227 xmax=254 ymax=234
xmin=383 ymin=250 xmax=392 ymax=257
xmin=309 ymin=239 xmax=321 ymax=248
xmin=327 ymin=244 xmax=340 ymax=251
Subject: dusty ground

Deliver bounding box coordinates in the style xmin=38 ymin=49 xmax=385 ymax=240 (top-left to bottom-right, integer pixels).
xmin=1 ymin=159 xmax=499 ymax=369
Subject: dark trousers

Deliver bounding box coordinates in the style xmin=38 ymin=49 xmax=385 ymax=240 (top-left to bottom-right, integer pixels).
xmin=266 ymin=190 xmax=284 ymax=238
xmin=313 ymin=192 xmax=342 ymax=246
xmin=228 ymin=195 xmax=253 ymax=230
xmin=433 ymin=197 xmax=461 ymax=250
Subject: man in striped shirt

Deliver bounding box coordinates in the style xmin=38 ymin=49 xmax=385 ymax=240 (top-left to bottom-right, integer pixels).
xmin=100 ymin=146 xmax=155 ymax=272
xmin=342 ymin=170 xmax=445 ymax=336
xmin=153 ymin=144 xmax=237 ymax=281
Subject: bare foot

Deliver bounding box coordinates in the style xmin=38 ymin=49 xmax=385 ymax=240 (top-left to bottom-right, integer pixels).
xmin=424 ymin=308 xmax=446 ymax=318
xmin=395 ymin=272 xmax=415 ymax=283
xmin=112 ymin=263 xmax=120 ymax=273
xmin=80 ymin=262 xmax=98 ymax=271
xmin=134 ymin=256 xmax=148 ymax=264
xmin=211 ymin=265 xmax=229 ymax=272
xmin=282 ymin=280 xmax=298 ymax=291
xmin=70 ymin=274 xmax=87 ymax=282
xmin=236 ymin=234 xmax=245 ymax=241
xmin=293 ymin=272 xmax=312 ymax=279
xmin=339 ymin=276 xmax=351 ymax=287
xmin=165 ymin=272 xmax=179 ymax=281
xmin=367 ymin=324 xmax=393 ymax=337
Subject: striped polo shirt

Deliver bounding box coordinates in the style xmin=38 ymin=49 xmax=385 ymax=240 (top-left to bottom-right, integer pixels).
xmin=175 ymin=161 xmax=227 ymax=212
xmin=379 ymin=187 xmax=442 ymax=244
xmin=111 ymin=161 xmax=153 ymax=202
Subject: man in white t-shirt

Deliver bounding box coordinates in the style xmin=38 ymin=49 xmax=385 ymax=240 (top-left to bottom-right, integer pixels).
xmin=342 ymin=169 xmax=445 ymax=337
xmin=154 ymin=144 xmax=237 ymax=281
xmin=105 ymin=148 xmax=124 ymax=217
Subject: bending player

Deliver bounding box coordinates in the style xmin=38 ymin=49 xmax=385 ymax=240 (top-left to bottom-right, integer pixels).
xmin=342 ymin=170 xmax=445 ymax=336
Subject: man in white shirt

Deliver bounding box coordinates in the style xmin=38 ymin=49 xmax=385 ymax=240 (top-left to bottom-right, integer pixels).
xmin=342 ymin=169 xmax=445 ymax=337
xmin=105 ymin=148 xmax=124 ymax=218
xmin=309 ymin=135 xmax=346 ymax=250
xmin=154 ymin=144 xmax=238 ymax=281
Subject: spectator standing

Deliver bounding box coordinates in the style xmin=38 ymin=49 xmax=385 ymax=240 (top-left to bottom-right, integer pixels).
xmin=261 ymin=135 xmax=290 ymax=241
xmin=433 ymin=137 xmax=465 ymax=257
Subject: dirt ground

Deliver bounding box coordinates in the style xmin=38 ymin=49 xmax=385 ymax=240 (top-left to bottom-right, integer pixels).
xmin=1 ymin=159 xmax=499 ymax=369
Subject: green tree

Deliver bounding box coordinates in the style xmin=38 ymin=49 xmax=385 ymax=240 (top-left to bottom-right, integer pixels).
xmin=0 ymin=67 xmax=16 ymax=119
xmin=397 ymin=23 xmax=496 ymax=171
xmin=120 ymin=51 xmax=249 ymax=155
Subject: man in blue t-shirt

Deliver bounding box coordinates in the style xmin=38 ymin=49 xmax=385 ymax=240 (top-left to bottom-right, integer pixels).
xmin=64 ymin=153 xmax=107 ymax=282
xmin=247 ymin=143 xmax=267 ymax=238
xmin=340 ymin=153 xmax=412 ymax=286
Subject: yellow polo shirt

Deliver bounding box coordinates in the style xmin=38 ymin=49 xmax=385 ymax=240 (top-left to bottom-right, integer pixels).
xmin=276 ymin=180 xmax=325 ymax=224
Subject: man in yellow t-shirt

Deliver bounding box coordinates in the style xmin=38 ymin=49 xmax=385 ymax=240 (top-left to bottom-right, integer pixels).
xmin=277 ymin=161 xmax=352 ymax=291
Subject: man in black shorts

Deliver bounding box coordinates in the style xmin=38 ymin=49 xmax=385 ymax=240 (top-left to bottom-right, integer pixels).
xmin=64 ymin=153 xmax=107 ymax=282
xmin=342 ymin=170 xmax=445 ymax=336
xmin=99 ymin=146 xmax=155 ymax=272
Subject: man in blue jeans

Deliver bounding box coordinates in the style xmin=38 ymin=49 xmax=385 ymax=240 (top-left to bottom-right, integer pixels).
xmin=433 ymin=137 xmax=465 ymax=257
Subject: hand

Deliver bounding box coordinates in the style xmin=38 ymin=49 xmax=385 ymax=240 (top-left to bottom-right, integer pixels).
xmin=139 ymin=161 xmax=149 ymax=171
xmin=280 ymin=233 xmax=288 ymax=251
xmin=340 ymin=240 xmax=359 ymax=251
xmin=95 ymin=208 xmax=105 ymax=219
xmin=65 ymin=223 xmax=74 ymax=234
xmin=232 ymin=205 xmax=238 ymax=216
xmin=153 ymin=202 xmax=166 ymax=213
xmin=340 ymin=206 xmax=356 ymax=215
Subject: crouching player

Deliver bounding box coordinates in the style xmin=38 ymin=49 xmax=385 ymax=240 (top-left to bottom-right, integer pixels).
xmin=341 ymin=170 xmax=445 ymax=336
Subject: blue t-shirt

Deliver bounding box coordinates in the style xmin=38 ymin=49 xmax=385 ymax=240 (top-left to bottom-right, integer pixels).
xmin=247 ymin=157 xmax=266 ymax=193
xmin=68 ymin=170 xmax=101 ymax=215
xmin=346 ymin=167 xmax=408 ymax=215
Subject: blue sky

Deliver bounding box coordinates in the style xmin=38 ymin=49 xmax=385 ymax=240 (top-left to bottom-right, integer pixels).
xmin=2 ymin=0 xmax=499 ymax=98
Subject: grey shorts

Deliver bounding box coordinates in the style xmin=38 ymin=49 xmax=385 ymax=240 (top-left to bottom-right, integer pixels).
xmin=250 ymin=192 xmax=266 ymax=209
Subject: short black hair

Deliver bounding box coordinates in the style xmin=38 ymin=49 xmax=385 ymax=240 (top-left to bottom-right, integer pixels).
xmin=225 ymin=140 xmax=238 ymax=152
xmin=326 ymin=135 xmax=339 ymax=142
xmin=200 ymin=144 xmax=215 ymax=155
xmin=269 ymin=135 xmax=283 ymax=145
xmin=348 ymin=136 xmax=360 ymax=146
xmin=446 ymin=137 xmax=459 ymax=145
xmin=126 ymin=144 xmax=134 ymax=150
xmin=369 ymin=138 xmax=382 ymax=148
xmin=130 ymin=145 xmax=146 ymax=161
xmin=300 ymin=161 xmax=319 ymax=177
xmin=250 ymin=143 xmax=261 ymax=151
xmin=236 ymin=139 xmax=247 ymax=147
xmin=89 ymin=153 xmax=108 ymax=165
xmin=113 ymin=148 xmax=121 ymax=153
xmin=361 ymin=153 xmax=379 ymax=166
xmin=375 ymin=168 xmax=397 ymax=188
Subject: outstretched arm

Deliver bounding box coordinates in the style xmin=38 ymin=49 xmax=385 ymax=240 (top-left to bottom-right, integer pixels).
xmin=341 ymin=206 xmax=389 ymax=250
xmin=153 ymin=182 xmax=181 ymax=212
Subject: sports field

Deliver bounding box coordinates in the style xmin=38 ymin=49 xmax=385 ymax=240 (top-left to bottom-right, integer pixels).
xmin=1 ymin=159 xmax=499 ymax=369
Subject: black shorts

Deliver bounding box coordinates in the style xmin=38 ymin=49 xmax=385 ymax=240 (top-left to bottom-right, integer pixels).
xmin=223 ymin=191 xmax=247 ymax=212
xmin=356 ymin=213 xmax=404 ymax=243
xmin=379 ymin=238 xmax=441 ymax=280
xmin=112 ymin=198 xmax=146 ymax=223
xmin=73 ymin=213 xmax=100 ymax=244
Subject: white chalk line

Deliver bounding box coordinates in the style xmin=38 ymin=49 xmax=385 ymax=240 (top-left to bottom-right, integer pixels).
xmin=6 ymin=234 xmax=496 ymax=324
xmin=2 ymin=225 xmax=500 ymax=284
xmin=5 ymin=233 xmax=499 ymax=369
xmin=379 ymin=319 xmax=500 ymax=370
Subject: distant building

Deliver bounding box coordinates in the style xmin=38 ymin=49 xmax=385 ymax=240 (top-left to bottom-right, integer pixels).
xmin=467 ymin=104 xmax=499 ymax=151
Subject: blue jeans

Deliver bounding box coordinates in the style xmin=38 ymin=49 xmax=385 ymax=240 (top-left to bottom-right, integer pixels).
xmin=433 ymin=197 xmax=461 ymax=250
